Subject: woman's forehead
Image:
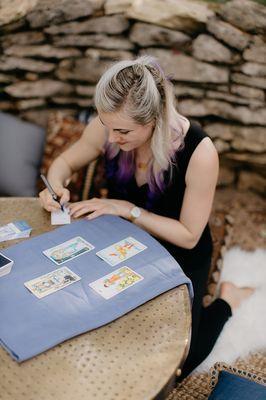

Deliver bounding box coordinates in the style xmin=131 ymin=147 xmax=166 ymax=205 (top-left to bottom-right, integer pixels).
xmin=99 ymin=111 xmax=138 ymax=130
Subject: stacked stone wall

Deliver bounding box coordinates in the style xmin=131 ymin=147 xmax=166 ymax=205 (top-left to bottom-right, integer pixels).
xmin=0 ymin=0 xmax=265 ymax=194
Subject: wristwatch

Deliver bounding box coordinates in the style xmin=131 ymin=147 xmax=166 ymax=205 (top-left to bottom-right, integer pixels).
xmin=129 ymin=206 xmax=141 ymax=222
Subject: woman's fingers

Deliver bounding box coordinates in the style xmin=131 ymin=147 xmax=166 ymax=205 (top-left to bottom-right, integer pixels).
xmin=87 ymin=209 xmax=104 ymax=220
xmin=39 ymin=188 xmax=67 ymax=212
xmin=58 ymin=188 xmax=70 ymax=206
xmin=69 ymin=199 xmax=101 ymax=215
xmin=69 ymin=202 xmax=103 ymax=218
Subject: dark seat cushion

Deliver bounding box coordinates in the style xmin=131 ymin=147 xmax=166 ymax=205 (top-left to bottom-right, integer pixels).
xmin=0 ymin=111 xmax=45 ymax=197
xmin=209 ymin=370 xmax=266 ymax=400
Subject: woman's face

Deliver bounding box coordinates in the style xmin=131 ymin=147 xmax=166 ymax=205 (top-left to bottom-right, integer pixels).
xmin=98 ymin=110 xmax=154 ymax=152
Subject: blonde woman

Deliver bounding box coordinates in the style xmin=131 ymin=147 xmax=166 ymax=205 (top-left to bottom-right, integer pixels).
xmin=39 ymin=56 xmax=253 ymax=377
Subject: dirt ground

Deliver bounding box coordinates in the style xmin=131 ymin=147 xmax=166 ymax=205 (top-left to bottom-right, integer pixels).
xmin=212 ymin=188 xmax=265 ymax=251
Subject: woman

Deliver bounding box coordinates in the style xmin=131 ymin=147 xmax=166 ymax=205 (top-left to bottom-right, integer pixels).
xmin=39 ymin=55 xmax=253 ymax=377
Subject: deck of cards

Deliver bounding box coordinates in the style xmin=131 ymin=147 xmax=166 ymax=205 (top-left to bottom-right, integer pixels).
xmin=0 ymin=220 xmax=32 ymax=243
xmin=0 ymin=253 xmax=14 ymax=278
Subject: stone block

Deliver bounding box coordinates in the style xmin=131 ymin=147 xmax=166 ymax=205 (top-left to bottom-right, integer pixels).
xmin=0 ymin=56 xmax=55 ymax=73
xmin=207 ymin=18 xmax=251 ymax=51
xmin=53 ymin=34 xmax=134 ymax=50
xmin=26 ymin=0 xmax=104 ymax=28
xmin=192 ymin=34 xmax=237 ymax=64
xmin=5 ymin=80 xmax=73 ymax=98
xmin=126 ymin=0 xmax=214 ymax=33
xmin=4 ymin=45 xmax=82 ymax=59
xmin=179 ymin=98 xmax=266 ymax=125
xmin=56 ymin=58 xmax=111 ymax=83
xmin=45 ymin=15 xmax=129 ymax=35
xmin=130 ymin=22 xmax=190 ymax=48
xmin=243 ymin=44 xmax=266 ymax=64
xmin=231 ymin=73 xmax=266 ymax=89
xmin=220 ymin=0 xmax=266 ymax=33
xmin=230 ymin=84 xmax=264 ymax=101
xmin=140 ymin=48 xmax=229 ymax=83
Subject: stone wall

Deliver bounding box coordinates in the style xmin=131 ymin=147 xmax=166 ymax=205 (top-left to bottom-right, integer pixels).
xmin=0 ymin=0 xmax=265 ymax=195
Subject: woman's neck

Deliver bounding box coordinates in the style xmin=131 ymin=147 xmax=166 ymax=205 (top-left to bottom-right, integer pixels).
xmin=135 ymin=140 xmax=152 ymax=163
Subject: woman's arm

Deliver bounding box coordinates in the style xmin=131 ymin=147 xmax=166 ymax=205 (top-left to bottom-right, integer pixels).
xmin=48 ymin=116 xmax=106 ymax=187
xmin=39 ymin=116 xmax=106 ymax=211
xmin=135 ymin=137 xmax=219 ymax=249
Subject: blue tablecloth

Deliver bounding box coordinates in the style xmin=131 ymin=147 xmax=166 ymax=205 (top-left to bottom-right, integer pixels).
xmin=0 ymin=215 xmax=193 ymax=362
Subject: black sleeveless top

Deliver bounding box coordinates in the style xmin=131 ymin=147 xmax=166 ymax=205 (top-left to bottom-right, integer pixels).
xmin=105 ymin=122 xmax=213 ymax=272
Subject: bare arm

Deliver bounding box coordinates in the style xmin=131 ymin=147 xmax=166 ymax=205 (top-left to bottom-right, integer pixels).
xmin=39 ymin=116 xmax=106 ymax=211
xmin=135 ymin=137 xmax=219 ymax=248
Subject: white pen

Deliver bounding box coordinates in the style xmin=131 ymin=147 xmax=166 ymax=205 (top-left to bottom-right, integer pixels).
xmin=40 ymin=174 xmax=64 ymax=211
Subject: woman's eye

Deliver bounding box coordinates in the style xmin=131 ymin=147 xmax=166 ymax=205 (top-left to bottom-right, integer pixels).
xmin=119 ymin=131 xmax=130 ymax=135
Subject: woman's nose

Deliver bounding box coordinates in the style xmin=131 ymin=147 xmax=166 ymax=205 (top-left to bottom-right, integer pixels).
xmin=109 ymin=131 xmax=120 ymax=143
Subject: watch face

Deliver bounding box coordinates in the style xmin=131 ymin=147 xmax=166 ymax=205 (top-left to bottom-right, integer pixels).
xmin=131 ymin=206 xmax=141 ymax=218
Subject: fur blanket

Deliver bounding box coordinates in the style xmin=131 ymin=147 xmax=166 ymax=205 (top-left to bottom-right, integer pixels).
xmin=195 ymin=247 xmax=266 ymax=373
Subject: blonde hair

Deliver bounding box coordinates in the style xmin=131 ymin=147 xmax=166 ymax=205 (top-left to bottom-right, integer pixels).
xmin=94 ymin=55 xmax=185 ymax=192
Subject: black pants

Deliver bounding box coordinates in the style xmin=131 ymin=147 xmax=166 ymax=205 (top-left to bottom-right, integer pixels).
xmin=181 ymin=254 xmax=232 ymax=378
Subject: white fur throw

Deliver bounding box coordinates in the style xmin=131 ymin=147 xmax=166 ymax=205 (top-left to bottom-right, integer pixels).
xmin=195 ymin=247 xmax=266 ymax=373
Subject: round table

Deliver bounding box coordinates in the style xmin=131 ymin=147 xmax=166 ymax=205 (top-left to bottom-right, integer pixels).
xmin=0 ymin=197 xmax=191 ymax=400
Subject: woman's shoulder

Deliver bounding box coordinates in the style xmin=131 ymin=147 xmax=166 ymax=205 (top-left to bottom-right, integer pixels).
xmin=174 ymin=119 xmax=216 ymax=174
xmin=82 ymin=115 xmax=107 ymax=150
xmin=184 ymin=120 xmax=210 ymax=146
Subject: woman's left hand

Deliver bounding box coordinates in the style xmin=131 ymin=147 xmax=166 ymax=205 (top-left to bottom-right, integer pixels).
xmin=68 ymin=198 xmax=133 ymax=220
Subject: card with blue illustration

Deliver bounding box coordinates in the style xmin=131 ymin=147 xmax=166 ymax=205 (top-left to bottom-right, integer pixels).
xmin=43 ymin=236 xmax=94 ymax=265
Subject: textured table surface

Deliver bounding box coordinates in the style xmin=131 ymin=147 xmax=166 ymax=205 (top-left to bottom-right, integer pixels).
xmin=0 ymin=197 xmax=191 ymax=400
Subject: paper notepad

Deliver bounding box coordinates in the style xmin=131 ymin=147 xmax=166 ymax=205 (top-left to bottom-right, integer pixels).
xmin=51 ymin=207 xmax=71 ymax=225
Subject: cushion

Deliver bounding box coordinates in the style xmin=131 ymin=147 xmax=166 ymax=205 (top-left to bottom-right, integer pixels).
xmin=38 ymin=112 xmax=88 ymax=202
xmin=209 ymin=362 xmax=266 ymax=400
xmin=0 ymin=111 xmax=46 ymax=197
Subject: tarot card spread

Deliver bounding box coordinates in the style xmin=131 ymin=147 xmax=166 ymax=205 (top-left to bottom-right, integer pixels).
xmin=89 ymin=266 xmax=144 ymax=299
xmin=24 ymin=267 xmax=81 ymax=299
xmin=43 ymin=237 xmax=95 ymax=265
xmin=96 ymin=237 xmax=147 ymax=266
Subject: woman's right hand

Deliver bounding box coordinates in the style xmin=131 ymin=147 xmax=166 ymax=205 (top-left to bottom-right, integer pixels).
xmin=39 ymin=186 xmax=70 ymax=212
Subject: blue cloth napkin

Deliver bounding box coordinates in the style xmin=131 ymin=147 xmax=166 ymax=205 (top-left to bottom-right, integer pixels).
xmin=0 ymin=215 xmax=193 ymax=362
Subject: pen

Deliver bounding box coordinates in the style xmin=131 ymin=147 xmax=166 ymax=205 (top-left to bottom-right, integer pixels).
xmin=40 ymin=174 xmax=64 ymax=211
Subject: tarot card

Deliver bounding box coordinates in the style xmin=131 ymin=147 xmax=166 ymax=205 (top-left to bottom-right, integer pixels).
xmin=51 ymin=205 xmax=71 ymax=225
xmin=43 ymin=236 xmax=95 ymax=265
xmin=96 ymin=237 xmax=147 ymax=266
xmin=24 ymin=266 xmax=81 ymax=299
xmin=89 ymin=266 xmax=143 ymax=299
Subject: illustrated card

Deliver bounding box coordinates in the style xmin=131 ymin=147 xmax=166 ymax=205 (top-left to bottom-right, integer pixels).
xmin=43 ymin=236 xmax=95 ymax=265
xmin=24 ymin=266 xmax=81 ymax=299
xmin=89 ymin=266 xmax=144 ymax=299
xmin=96 ymin=237 xmax=147 ymax=266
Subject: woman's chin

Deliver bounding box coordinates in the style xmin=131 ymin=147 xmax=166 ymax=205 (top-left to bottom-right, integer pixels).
xmin=119 ymin=143 xmax=133 ymax=151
